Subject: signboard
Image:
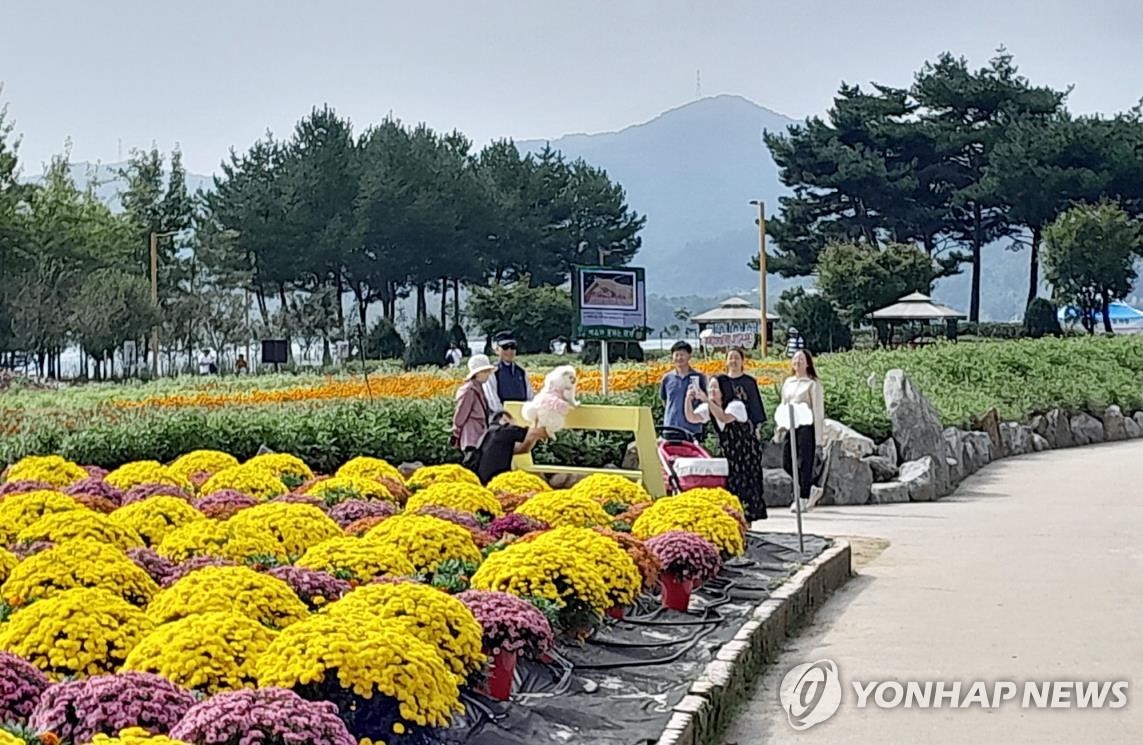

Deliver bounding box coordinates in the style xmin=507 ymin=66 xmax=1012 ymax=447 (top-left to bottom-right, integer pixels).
xmin=701 ymin=331 xmax=756 ymax=349
xmin=573 ymin=266 xmax=647 ymax=341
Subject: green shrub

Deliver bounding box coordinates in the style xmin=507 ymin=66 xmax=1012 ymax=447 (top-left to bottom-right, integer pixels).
xmin=403 ymin=317 xmax=449 ymax=369
xmin=579 ymin=341 xmax=644 ymax=365
xmin=776 ymin=288 xmax=852 ymax=353
xmin=448 ymin=323 xmax=470 ymax=355
xmin=366 ymin=318 xmax=406 ymax=360
xmin=1023 ymin=298 xmax=1063 ymax=339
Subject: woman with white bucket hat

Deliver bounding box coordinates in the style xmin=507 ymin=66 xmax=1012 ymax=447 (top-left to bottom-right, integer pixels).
xmin=451 ymin=354 xmax=497 ymax=452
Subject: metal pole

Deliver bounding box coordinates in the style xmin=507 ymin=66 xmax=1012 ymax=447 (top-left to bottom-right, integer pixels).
xmin=787 ymin=403 xmax=805 ymax=556
xmin=757 ymin=201 xmax=768 ymax=354
xmin=598 ymin=248 xmax=610 ymax=397
xmin=150 ymin=231 xmax=159 ymax=377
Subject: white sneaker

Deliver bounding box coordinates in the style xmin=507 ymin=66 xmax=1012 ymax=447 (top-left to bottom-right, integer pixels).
xmin=789 ymin=498 xmax=810 ymax=513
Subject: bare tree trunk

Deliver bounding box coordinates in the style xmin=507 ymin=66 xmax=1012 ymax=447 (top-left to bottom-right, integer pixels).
xmin=1102 ymin=295 xmax=1113 ymax=334
xmin=439 ymin=276 xmax=448 ymax=326
xmin=969 ymin=205 xmax=983 ymax=323
xmin=453 ymin=278 xmax=461 ymax=329
xmin=1027 ymin=226 xmax=1043 ymax=307
xmin=416 ymin=284 xmax=427 ymax=320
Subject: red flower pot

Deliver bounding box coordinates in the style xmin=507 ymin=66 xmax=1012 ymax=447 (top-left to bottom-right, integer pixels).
xmin=483 ymin=649 xmax=518 ymax=701
xmin=606 ymin=606 xmax=624 ymax=620
xmin=660 ymin=573 xmax=694 ymax=612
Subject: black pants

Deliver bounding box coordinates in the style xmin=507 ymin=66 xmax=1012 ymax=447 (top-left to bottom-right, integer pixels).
xmin=782 ymin=425 xmax=817 ymax=500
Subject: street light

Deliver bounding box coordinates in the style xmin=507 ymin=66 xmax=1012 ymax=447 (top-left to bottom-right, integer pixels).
xmin=749 ymin=200 xmax=768 ymax=354
xmin=150 ymin=230 xmax=178 ymax=377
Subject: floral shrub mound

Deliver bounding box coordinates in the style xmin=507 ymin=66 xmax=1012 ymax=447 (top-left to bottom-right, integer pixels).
xmin=69 ymin=492 xmax=120 ymax=514
xmin=162 ymin=556 xmax=238 ymax=587
xmin=29 ymin=671 xmax=195 ymax=744
xmin=632 ymin=495 xmax=746 ymax=557
xmin=65 ymin=477 xmax=126 ymax=505
xmin=335 ymin=456 xmax=403 ymax=485
xmin=0 ymin=650 xmax=49 ymax=726
xmin=243 ymin=454 xmax=314 ymax=489
xmin=0 ymin=732 xmax=27 ymax=745
xmin=0 ymin=479 xmax=55 ymax=496
xmin=571 ymin=473 xmax=653 ymax=513
xmin=302 ymin=475 xmax=395 ymax=507
xmin=527 ymin=527 xmax=642 ymax=608
xmin=0 ymin=490 xmax=85 ymax=544
xmin=486 ymin=470 xmax=551 ymax=497
xmin=86 ymin=728 xmax=190 ymax=745
xmin=123 ymin=612 xmax=277 ymax=694
xmin=17 ymin=510 xmax=145 ymax=552
xmin=199 ymin=466 xmax=287 ymax=503
xmin=255 ymin=611 xmax=462 ymax=736
xmin=327 ymin=498 xmax=398 ymax=528
xmin=146 ymin=566 xmax=308 ymax=629
xmin=644 ymin=531 xmax=723 ymax=583
xmin=156 ymin=519 xmax=283 ymax=563
xmin=295 ymin=536 xmax=415 ymax=583
xmin=0 ymin=547 xmax=17 ymax=586
xmin=405 ymin=482 xmax=503 ymax=519
xmin=1 ymin=539 xmax=159 ymax=608
xmin=679 ymin=487 xmax=745 ymax=516
xmin=121 ymin=483 xmax=194 ymax=506
xmin=406 ymin=464 xmax=480 ymax=490
xmin=193 ymin=490 xmax=257 ymax=520
xmin=486 ymin=513 xmax=550 ymax=540
xmin=104 ymin=462 xmax=192 ymax=495
xmin=126 ymin=548 xmax=178 ymax=586
xmin=594 ymin=528 xmax=661 ymax=592
xmin=515 ymin=490 xmax=613 ymax=529
xmin=3 ymin=455 xmax=87 ymax=489
xmin=0 ymin=587 xmax=154 ymax=679
xmin=168 ymin=450 xmax=240 ymax=483
xmin=168 ymin=687 xmax=356 ymax=745
xmin=365 ymin=514 xmax=481 ymax=575
xmin=457 ymin=590 xmax=554 ymax=659
xmin=265 ymin=566 xmax=350 ymax=610
xmin=227 ymin=503 xmax=341 ymax=558
xmin=323 ymin=583 xmax=486 ymax=680
xmin=110 ymin=497 xmax=205 ymax=547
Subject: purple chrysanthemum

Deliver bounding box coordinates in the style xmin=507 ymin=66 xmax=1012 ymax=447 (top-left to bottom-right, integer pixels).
xmin=162 ymin=555 xmax=237 ymax=587
xmin=127 ymin=547 xmax=179 ymax=586
xmin=487 ymin=513 xmax=549 ymax=539
xmin=328 ymin=499 xmax=398 ymax=528
xmin=644 ymin=531 xmax=723 ymax=582
xmin=266 ymin=566 xmax=351 ymax=610
xmin=64 ymin=476 xmax=125 ymax=505
xmin=5 ymin=540 xmax=54 ymax=560
xmin=414 ymin=505 xmax=483 ymax=532
xmin=272 ymin=493 xmax=328 ymax=511
xmin=457 ymin=590 xmax=554 ymax=658
xmin=195 ymin=489 xmax=258 ymax=520
xmin=170 ymin=687 xmax=357 ymax=745
xmin=0 ymin=480 xmax=55 ymax=496
xmin=0 ymin=651 xmax=50 ymax=726
xmin=122 ymin=482 xmax=193 ymax=505
xmin=29 ymin=671 xmax=195 ymax=743
xmin=83 ymin=465 xmax=109 ymax=479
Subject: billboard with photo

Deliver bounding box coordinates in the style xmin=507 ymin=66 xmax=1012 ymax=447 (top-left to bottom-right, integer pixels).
xmin=573 ymin=266 xmax=647 ymax=340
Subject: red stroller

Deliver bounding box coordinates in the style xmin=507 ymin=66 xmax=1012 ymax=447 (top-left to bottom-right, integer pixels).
xmin=656 ymin=426 xmax=728 ymax=495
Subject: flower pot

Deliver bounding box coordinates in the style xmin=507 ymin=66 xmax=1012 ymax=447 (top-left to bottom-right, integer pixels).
xmin=660 ymin=573 xmax=694 ymax=612
xmin=483 ymin=649 xmax=518 ymax=701
xmin=606 ymin=606 xmax=624 ymax=620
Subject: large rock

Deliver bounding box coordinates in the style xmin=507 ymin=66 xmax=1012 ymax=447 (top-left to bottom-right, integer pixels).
xmin=1134 ymin=411 xmax=1143 ymax=433
xmin=1032 ymin=434 xmax=1050 ymax=452
xmin=863 ymin=455 xmax=899 ymax=482
xmin=876 ymin=439 xmax=898 ymax=467
xmin=999 ymin=422 xmax=1034 ymax=457
xmin=761 ymin=441 xmax=785 ymax=469
xmin=869 ymin=481 xmax=910 ymax=504
xmin=884 ymin=370 xmax=950 ymax=497
xmin=820 ymin=448 xmax=873 ymax=506
xmin=398 ymin=461 xmax=423 ymax=479
xmin=1070 ymin=412 xmax=1105 ymax=446
xmin=1103 ymin=405 xmax=1128 ymax=442
xmin=1126 ymin=417 xmax=1142 ymax=439
xmin=763 ymin=468 xmax=793 ymax=507
xmin=978 ymin=408 xmax=1002 ymax=455
xmin=962 ymin=432 xmax=994 ymax=473
xmin=942 ymin=427 xmax=967 ymax=484
xmin=1042 ymin=409 xmax=1074 ymax=449
xmin=822 ymin=419 xmax=876 ymax=458
xmin=549 ymin=472 xmax=588 ymax=489
xmin=898 ymin=457 xmax=937 ymax=502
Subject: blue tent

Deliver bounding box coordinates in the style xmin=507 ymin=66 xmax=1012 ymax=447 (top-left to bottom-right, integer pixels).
xmin=1058 ymin=301 xmax=1143 ymax=331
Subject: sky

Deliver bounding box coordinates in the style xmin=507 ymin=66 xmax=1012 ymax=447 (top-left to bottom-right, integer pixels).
xmin=3 ymin=0 xmax=1141 ymax=174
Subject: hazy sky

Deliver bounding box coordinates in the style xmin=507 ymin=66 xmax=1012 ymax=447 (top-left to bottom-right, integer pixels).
xmin=3 ymin=0 xmax=1141 ymax=174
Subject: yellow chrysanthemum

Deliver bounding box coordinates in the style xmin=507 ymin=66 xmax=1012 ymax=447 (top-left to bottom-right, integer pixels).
xmin=0 ymin=489 xmax=85 ymax=543
xmin=0 ymin=731 xmax=24 ymax=745
xmin=632 ymin=495 xmax=746 ymax=556
xmin=0 ymin=587 xmax=154 ymax=679
xmin=147 ymin=565 xmax=309 ymax=629
xmin=336 ymin=456 xmax=403 ymax=484
xmin=227 ymin=502 xmax=341 ymax=558
xmin=295 ymin=536 xmax=416 ymax=582
xmin=515 ymin=489 xmax=613 ymax=528
xmin=86 ymin=727 xmax=191 ymax=745
xmin=677 ymin=487 xmax=745 ymax=515
xmin=303 ymin=475 xmax=394 ymax=506
xmin=156 ymin=518 xmax=285 ymax=562
xmin=404 ymin=481 xmax=503 ymax=518
xmin=0 ymin=546 xmax=18 ymax=586
xmin=18 ymin=509 xmax=144 ymax=551
xmin=571 ymin=472 xmax=652 ymax=508
xmin=199 ymin=465 xmax=288 ymax=502
xmin=243 ymin=453 xmax=314 ymax=486
xmin=110 ymin=496 xmax=205 ymax=547
xmin=486 ymin=470 xmax=551 ymax=496
xmin=364 ymin=515 xmax=481 ymax=574
xmin=3 ymin=454 xmax=88 ymax=488
xmin=323 ymin=582 xmax=485 ymax=679
xmin=470 ymin=539 xmax=611 ymax=618
xmin=528 ymin=527 xmax=642 ymax=607
xmin=105 ymin=461 xmax=193 ymax=493
xmin=1 ymin=538 xmax=158 ymax=607
xmin=124 ymin=611 xmax=277 ymax=694
xmin=168 ymin=449 xmax=240 ymax=482
xmin=256 ymin=611 xmax=462 ymax=728
xmin=406 ymin=464 xmax=480 ymax=490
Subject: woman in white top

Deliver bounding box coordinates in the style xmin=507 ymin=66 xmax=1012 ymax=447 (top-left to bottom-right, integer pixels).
xmin=775 ymin=350 xmax=826 ymax=511
xmin=684 ymin=374 xmax=767 ymax=522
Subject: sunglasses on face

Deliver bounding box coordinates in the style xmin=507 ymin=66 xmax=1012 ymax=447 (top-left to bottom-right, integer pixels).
xmin=499 ymin=343 xmax=517 ymax=350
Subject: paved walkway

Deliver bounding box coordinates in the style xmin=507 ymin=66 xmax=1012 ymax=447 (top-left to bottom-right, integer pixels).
xmin=724 ymin=441 xmax=1143 ymax=744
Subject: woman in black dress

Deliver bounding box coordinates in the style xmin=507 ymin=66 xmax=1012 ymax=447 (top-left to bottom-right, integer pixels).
xmin=684 ymin=374 xmax=767 ymax=522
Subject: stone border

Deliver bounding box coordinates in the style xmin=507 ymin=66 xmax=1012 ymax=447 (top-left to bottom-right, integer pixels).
xmin=655 ymin=540 xmax=852 ymax=745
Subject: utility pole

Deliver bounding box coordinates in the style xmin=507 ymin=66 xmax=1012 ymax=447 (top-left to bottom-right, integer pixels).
xmin=150 ymin=231 xmax=177 ymax=377
xmin=598 ymin=246 xmax=612 ymax=397
xmin=749 ymin=200 xmax=768 ymax=354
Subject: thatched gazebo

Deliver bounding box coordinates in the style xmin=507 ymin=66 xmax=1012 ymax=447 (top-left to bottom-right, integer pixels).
xmin=868 ymin=292 xmax=966 ymax=347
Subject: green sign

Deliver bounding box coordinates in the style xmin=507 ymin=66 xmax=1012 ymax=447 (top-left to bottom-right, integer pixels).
xmin=573 ymin=266 xmax=647 ymax=341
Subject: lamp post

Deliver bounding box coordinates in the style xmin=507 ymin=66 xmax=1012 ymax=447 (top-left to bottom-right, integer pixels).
xmin=597 ymin=245 xmax=614 ymax=397
xmin=150 ymin=230 xmax=177 ymax=377
xmin=749 ymin=200 xmax=767 ymax=354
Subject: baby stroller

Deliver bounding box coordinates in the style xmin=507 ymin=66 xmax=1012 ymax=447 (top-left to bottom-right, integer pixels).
xmin=656 ymin=426 xmax=728 ymax=495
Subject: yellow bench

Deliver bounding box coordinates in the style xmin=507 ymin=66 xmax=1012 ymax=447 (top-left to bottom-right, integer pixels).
xmin=502 ymin=402 xmax=666 ymax=498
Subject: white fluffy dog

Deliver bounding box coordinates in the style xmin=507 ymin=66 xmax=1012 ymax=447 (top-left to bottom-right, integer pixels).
xmin=521 ymin=365 xmax=580 ymax=438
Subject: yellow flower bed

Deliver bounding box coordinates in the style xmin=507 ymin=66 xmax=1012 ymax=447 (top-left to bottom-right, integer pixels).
xmin=677 ymin=486 xmax=745 ymax=515
xmin=168 ymin=449 xmax=240 ymax=481
xmin=227 ymin=502 xmax=341 ymax=558
xmin=324 ymin=583 xmax=485 ymax=679
xmin=571 ymin=473 xmax=652 ymax=507
xmin=528 ymin=527 xmax=641 ymax=607
xmin=105 ymin=461 xmax=193 ymax=493
xmin=256 ymin=611 xmax=462 ymax=728
xmin=303 ymin=475 xmax=394 ymax=505
xmin=406 ymin=464 xmax=480 ymax=490
xmin=632 ymin=495 xmax=746 ymax=556
xmin=0 ymin=546 xmax=15 ymax=586
xmin=3 ymin=454 xmax=88 ymax=488
xmin=109 ymin=495 xmax=205 ymax=547
xmin=0 ymin=732 xmax=24 ymax=745
xmin=515 ymin=490 xmax=613 ymax=528
xmin=124 ymin=611 xmax=277 ymax=694
xmin=147 ymin=565 xmax=309 ymax=629
xmin=336 ymin=455 xmax=403 ymax=484
xmin=486 ymin=470 xmax=551 ymax=496
xmin=405 ymin=482 xmax=503 ymax=518
xmin=199 ymin=465 xmax=288 ymax=502
xmin=0 ymin=489 xmax=85 ymax=543
xmin=244 ymin=453 xmax=314 ymax=484
xmin=1 ymin=539 xmax=158 ymax=607
xmin=296 ymin=536 xmax=415 ymax=582
xmin=365 ymin=515 xmax=481 ymax=574
xmin=471 ymin=539 xmax=611 ymax=617
xmin=18 ymin=510 xmax=145 ymax=551
xmin=0 ymin=587 xmax=154 ymax=679
xmin=87 ymin=727 xmax=190 ymax=745
xmin=157 ymin=518 xmax=285 ymax=562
